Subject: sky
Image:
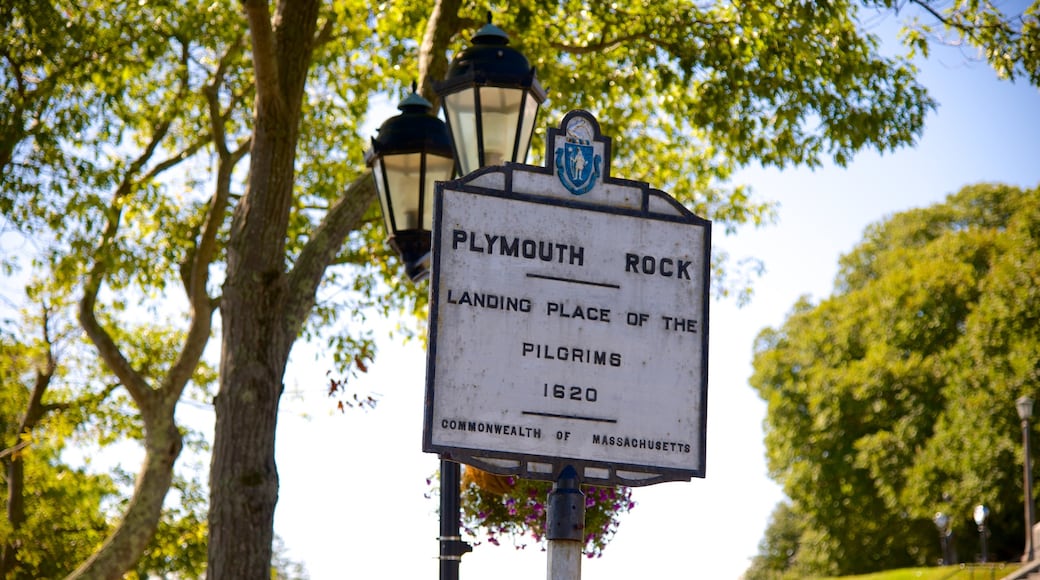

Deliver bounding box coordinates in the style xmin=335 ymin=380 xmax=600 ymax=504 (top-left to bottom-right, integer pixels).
xmin=183 ymin=16 xmax=1040 ymax=580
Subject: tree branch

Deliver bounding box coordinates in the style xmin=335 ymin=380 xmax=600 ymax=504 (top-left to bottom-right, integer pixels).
xmin=273 ymin=0 xmax=321 ymax=119
xmin=314 ymin=12 xmax=336 ymax=47
xmin=79 ymin=108 xmax=182 ymax=414
xmin=417 ymin=0 xmax=464 ymax=106
xmin=0 ymin=440 xmax=32 ymax=461
xmin=204 ymin=35 xmax=248 ymax=159
xmin=279 ymin=0 xmax=465 ymax=338
xmin=40 ymin=381 xmax=120 ymax=416
xmin=166 ymin=44 xmax=252 ymax=402
xmin=550 ymin=32 xmax=659 ymax=55
xmin=908 ymin=0 xmax=1020 ymax=38
xmin=243 ymin=0 xmax=284 ymax=115
xmin=283 ymin=171 xmax=376 ymax=338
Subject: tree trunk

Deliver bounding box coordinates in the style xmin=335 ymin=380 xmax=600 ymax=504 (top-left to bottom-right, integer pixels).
xmin=207 ymin=264 xmax=294 ymax=577
xmin=206 ymin=0 xmax=318 ymax=575
xmin=67 ymin=410 xmax=182 ymax=580
xmin=2 ymin=354 xmax=53 ymax=577
xmin=205 ymin=0 xmax=461 ymax=575
xmin=1 ymin=451 xmax=26 ymax=576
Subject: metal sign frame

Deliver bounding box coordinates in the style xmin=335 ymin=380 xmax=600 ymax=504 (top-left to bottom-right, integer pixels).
xmin=422 ymin=110 xmax=711 ymax=486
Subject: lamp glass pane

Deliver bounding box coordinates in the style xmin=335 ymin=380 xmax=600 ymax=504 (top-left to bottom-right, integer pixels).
xmin=372 ymin=158 xmax=394 ymax=235
xmin=381 ymin=152 xmax=424 ymax=231
xmin=515 ymin=91 xmax=540 ymax=165
xmin=444 ymin=89 xmax=480 ymax=176
xmin=477 ymin=86 xmax=523 ymax=167
xmin=422 ymin=153 xmax=455 ymax=231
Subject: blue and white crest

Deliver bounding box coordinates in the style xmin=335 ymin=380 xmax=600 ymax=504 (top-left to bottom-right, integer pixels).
xmin=555 ymin=118 xmax=601 ymax=195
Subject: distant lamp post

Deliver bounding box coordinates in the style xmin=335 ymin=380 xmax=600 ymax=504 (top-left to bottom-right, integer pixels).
xmin=435 ymin=14 xmax=547 ymax=176
xmin=935 ymin=511 xmax=952 ymax=565
xmin=974 ymin=504 xmax=990 ymax=563
xmin=365 ymin=84 xmax=455 ymax=282
xmin=1018 ymin=395 xmax=1036 ymax=562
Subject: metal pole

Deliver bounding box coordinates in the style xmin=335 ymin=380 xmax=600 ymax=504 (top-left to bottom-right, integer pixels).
xmin=1024 ymin=417 xmax=1036 ymax=562
xmin=546 ymin=466 xmax=584 ymax=580
xmin=979 ymin=522 xmax=988 ymax=564
xmin=439 ymin=458 xmax=470 ymax=580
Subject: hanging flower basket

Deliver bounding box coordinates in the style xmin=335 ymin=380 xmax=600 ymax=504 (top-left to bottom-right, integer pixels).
xmin=435 ymin=465 xmax=635 ymax=557
xmin=461 ymin=465 xmax=516 ymax=495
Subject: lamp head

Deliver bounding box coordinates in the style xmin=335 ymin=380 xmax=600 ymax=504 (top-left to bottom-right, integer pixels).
xmin=1018 ymin=395 xmax=1035 ymax=421
xmin=366 ymin=84 xmax=454 ymax=282
xmin=434 ymin=14 xmax=546 ymax=176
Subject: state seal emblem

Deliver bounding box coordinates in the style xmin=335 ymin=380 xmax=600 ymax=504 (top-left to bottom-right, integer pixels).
xmin=555 ymin=116 xmax=601 ymax=195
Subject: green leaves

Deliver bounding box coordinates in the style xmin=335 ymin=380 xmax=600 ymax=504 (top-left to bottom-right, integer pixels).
xmin=750 ymin=183 xmax=1040 ymax=576
xmin=0 ymin=289 xmax=208 ymax=577
xmin=2 ymin=0 xmax=1015 ymax=574
xmin=874 ymin=0 xmax=1040 ymax=85
xmin=3 ymin=0 xmax=946 ymax=386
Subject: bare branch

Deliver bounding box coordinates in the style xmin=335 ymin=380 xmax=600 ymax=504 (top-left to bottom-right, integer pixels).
xmin=908 ymin=0 xmax=1020 ymax=37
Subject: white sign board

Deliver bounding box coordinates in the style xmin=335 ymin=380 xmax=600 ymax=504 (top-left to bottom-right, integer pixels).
xmin=423 ymin=111 xmax=710 ymax=486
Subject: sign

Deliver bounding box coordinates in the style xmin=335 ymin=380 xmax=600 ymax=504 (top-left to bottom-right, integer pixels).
xmin=423 ymin=111 xmax=711 ymax=486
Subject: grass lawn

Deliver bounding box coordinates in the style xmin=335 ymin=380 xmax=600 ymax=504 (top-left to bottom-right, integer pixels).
xmin=816 ymin=563 xmax=1020 ymax=580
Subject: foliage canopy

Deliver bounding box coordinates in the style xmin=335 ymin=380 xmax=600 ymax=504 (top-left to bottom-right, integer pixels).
xmin=3 ymin=0 xmax=1037 ymax=575
xmin=749 ymin=183 xmax=1040 ymax=577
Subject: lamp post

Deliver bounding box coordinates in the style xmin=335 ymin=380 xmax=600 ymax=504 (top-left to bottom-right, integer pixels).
xmin=935 ymin=511 xmax=951 ymax=565
xmin=1018 ymin=395 xmax=1036 ymax=562
xmin=366 ymin=86 xmax=467 ymax=579
xmin=974 ymin=504 xmax=990 ymax=563
xmin=366 ymin=16 xmax=545 ymax=580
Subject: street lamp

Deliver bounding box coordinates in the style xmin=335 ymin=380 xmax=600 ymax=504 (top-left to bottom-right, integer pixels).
xmin=365 ymin=84 xmax=455 ymax=282
xmin=367 ymin=17 xmax=544 ymax=580
xmin=435 ymin=15 xmax=546 ymax=176
xmin=1018 ymin=395 xmax=1036 ymax=562
xmin=934 ymin=511 xmax=952 ymax=565
xmin=974 ymin=504 xmax=990 ymax=563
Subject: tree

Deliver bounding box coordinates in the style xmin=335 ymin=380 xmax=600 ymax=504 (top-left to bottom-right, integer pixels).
xmin=10 ymin=0 xmax=1013 ymax=576
xmin=0 ymin=289 xmax=214 ymax=579
xmin=749 ymin=183 xmax=1040 ymax=576
xmin=0 ymin=285 xmax=127 ymax=578
xmin=0 ymin=313 xmax=114 ymax=578
xmin=744 ymin=502 xmax=805 ymax=580
xmin=4 ymin=1 xmax=237 ymax=576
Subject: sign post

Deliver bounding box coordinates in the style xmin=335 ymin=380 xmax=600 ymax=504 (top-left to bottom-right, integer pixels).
xmin=546 ymin=465 xmax=584 ymax=579
xmin=423 ymin=110 xmax=711 ymax=576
